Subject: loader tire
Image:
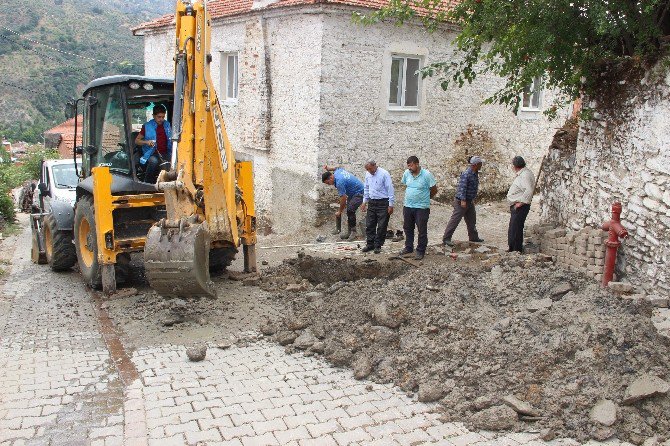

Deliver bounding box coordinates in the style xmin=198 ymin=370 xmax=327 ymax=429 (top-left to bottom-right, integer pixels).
xmin=74 ymin=195 xmax=102 ymax=289
xmin=44 ymin=214 xmax=77 ymax=272
xmin=209 ymin=247 xmax=237 ymax=276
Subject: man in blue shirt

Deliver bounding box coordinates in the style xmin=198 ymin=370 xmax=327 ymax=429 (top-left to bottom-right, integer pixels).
xmin=443 ymin=156 xmax=485 ymax=247
xmin=322 ymin=165 xmax=365 ymax=240
xmin=399 ymin=156 xmax=437 ymax=260
xmin=360 ymin=159 xmax=395 ymax=254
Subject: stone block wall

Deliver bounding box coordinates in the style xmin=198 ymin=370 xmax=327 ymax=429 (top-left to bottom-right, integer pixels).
xmin=539 ymin=68 xmax=670 ymax=297
xmin=528 ymin=226 xmax=607 ymax=283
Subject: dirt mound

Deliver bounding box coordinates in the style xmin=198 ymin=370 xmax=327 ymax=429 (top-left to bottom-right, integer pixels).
xmin=265 ymin=254 xmax=670 ymax=444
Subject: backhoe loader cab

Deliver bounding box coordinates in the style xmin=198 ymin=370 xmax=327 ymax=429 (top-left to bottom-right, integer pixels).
xmin=77 ymin=75 xmax=174 ymax=185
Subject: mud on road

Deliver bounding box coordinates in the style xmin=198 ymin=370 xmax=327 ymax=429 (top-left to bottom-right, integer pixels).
xmin=260 ymin=252 xmax=670 ymax=445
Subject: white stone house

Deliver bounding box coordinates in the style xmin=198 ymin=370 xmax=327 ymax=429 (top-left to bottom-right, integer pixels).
xmin=134 ymin=0 xmax=565 ymax=233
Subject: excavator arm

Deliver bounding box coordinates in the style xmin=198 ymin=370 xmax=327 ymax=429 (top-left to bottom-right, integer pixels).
xmin=144 ymin=0 xmax=257 ymax=297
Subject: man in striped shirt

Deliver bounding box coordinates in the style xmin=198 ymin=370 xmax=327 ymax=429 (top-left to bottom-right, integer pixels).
xmin=360 ymin=160 xmax=395 ymax=254
xmin=443 ymin=156 xmax=485 ymax=247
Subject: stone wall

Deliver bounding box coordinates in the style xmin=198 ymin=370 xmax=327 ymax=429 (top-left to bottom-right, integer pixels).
xmin=318 ymin=10 xmax=563 ymax=207
xmin=539 ymin=69 xmax=670 ymax=297
xmin=528 ymin=225 xmax=607 ymax=283
xmin=140 ymin=6 xmax=564 ymax=232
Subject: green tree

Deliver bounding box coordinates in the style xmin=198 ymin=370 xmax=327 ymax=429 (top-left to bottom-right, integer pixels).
xmin=357 ymin=0 xmax=670 ymax=114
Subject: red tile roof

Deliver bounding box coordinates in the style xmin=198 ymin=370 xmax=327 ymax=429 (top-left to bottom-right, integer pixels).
xmin=45 ymin=116 xmax=83 ymax=153
xmin=133 ymin=0 xmax=456 ymax=33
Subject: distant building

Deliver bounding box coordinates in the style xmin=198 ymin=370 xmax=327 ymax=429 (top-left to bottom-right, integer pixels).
xmin=44 ymin=116 xmax=83 ymax=159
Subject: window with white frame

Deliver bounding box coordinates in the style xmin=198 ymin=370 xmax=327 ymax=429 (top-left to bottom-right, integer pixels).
xmin=221 ymin=52 xmax=239 ymax=101
xmin=388 ymin=56 xmax=421 ymax=108
xmin=521 ymin=76 xmax=542 ymax=111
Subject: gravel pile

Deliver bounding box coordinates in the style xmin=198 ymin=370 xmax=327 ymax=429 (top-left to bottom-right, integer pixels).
xmin=264 ymin=253 xmax=670 ymax=444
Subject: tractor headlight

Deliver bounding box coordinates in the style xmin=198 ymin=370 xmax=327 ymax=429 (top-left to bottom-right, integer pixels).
xmin=129 ymin=82 xmax=140 ymax=90
xmin=143 ymin=83 xmax=154 ymax=91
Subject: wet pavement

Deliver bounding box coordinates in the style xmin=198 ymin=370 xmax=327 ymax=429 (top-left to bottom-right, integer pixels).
xmin=0 ymin=220 xmax=656 ymax=446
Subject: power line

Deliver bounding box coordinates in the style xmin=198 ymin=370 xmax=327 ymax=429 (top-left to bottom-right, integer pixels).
xmin=1 ymin=25 xmax=144 ymax=67
xmin=0 ymin=80 xmax=46 ymax=96
xmin=0 ymin=33 xmax=100 ymax=72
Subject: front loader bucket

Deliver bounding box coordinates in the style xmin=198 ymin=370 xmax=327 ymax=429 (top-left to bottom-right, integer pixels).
xmin=144 ymin=222 xmax=216 ymax=298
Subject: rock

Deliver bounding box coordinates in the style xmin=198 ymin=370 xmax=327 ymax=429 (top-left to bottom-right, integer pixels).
xmin=352 ymin=356 xmax=373 ymax=380
xmin=589 ymin=399 xmax=617 ymax=426
xmin=243 ymin=276 xmax=261 ymax=286
xmin=470 ymin=405 xmax=518 ymax=431
xmin=622 ymin=374 xmax=670 ymax=404
xmin=316 ymin=235 xmax=327 ymax=242
xmin=540 ymin=429 xmax=557 ymax=441
xmin=186 ymin=345 xmax=207 ymax=362
xmin=216 ymin=341 xmax=233 ymax=350
xmin=260 ymin=322 xmax=277 ymax=336
xmin=550 ymin=282 xmax=572 ymax=299
xmin=162 ymin=316 xmax=184 ymax=327
xmin=305 ymin=291 xmax=324 ymax=302
xmin=647 ymin=294 xmax=669 ymax=308
xmin=285 ymin=315 xmax=309 ymax=331
xmin=309 ymin=342 xmax=325 ymax=354
xmin=327 ymin=348 xmax=353 ymax=367
xmin=285 ymin=283 xmax=308 ymax=292
xmin=294 ymin=330 xmax=318 ymax=350
xmin=368 ymin=326 xmax=399 ymax=346
xmin=417 ymin=379 xmax=445 ymax=402
xmin=491 ymin=265 xmax=503 ymax=279
xmin=276 ymin=331 xmax=298 ymax=346
xmin=593 ymin=427 xmax=615 ymax=441
xmin=526 ymin=298 xmax=553 ymax=313
xmin=372 ymin=301 xmax=405 ymax=329
xmin=261 ymin=260 xmax=268 ymax=265
xmin=474 ymin=245 xmax=491 ymax=254
xmin=473 ymin=395 xmax=495 ymax=411
xmin=608 ymin=282 xmax=634 ymax=294
xmin=502 ymin=395 xmax=541 ymax=417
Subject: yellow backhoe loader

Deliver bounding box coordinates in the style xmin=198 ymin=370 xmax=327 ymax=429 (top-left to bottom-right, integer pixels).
xmin=66 ymin=0 xmax=257 ymax=297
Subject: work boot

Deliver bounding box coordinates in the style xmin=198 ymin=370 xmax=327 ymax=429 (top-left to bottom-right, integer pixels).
xmin=414 ymin=252 xmax=424 ymax=261
xmin=470 ymin=238 xmax=485 ymax=243
xmin=361 ymin=245 xmax=374 ymax=253
xmin=331 ymin=216 xmax=342 ymax=235
xmin=443 ymin=238 xmax=454 ymax=247
xmin=341 ymin=227 xmax=357 ymax=240
xmin=392 ymin=230 xmax=404 ymax=242
xmin=397 ymin=248 xmax=413 ymax=257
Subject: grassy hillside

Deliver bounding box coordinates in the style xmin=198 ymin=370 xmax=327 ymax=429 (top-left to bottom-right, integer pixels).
xmin=0 ymin=0 xmax=173 ymax=142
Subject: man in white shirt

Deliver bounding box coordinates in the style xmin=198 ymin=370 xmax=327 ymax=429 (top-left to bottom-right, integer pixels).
xmin=506 ymin=156 xmax=535 ymax=252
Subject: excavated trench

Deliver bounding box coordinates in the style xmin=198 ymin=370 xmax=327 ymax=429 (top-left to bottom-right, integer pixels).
xmin=261 ymin=253 xmax=670 ymax=445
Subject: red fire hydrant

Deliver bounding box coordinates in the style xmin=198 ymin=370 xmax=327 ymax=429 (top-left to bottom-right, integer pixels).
xmin=601 ymin=202 xmax=629 ymax=287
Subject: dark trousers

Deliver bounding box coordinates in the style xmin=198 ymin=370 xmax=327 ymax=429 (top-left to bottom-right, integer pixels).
xmin=346 ymin=194 xmax=364 ymax=229
xmin=403 ymin=206 xmax=430 ymax=254
xmin=365 ymin=199 xmax=390 ymax=248
xmin=443 ymin=198 xmax=479 ymax=242
xmin=508 ymin=203 xmax=530 ymax=252
xmin=144 ymin=154 xmax=169 ymax=184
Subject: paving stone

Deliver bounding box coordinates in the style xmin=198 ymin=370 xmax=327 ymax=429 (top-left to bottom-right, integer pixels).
xmin=332 ymin=427 xmax=373 ymax=445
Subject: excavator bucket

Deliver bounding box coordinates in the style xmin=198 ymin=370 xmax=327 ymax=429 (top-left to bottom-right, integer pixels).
xmin=143 ymin=221 xmax=216 ymax=298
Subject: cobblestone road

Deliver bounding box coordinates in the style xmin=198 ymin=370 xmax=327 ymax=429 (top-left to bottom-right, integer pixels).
xmin=0 ymin=224 xmax=640 ymax=446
